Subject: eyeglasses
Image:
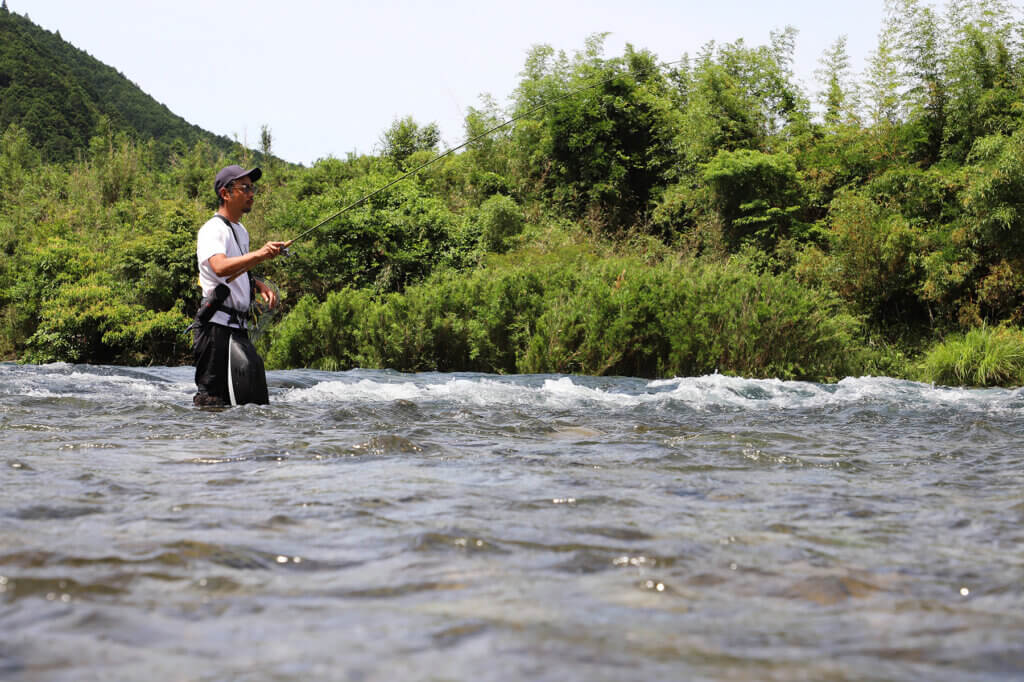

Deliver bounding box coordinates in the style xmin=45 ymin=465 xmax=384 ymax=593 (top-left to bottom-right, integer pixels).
xmin=232 ymin=183 xmax=258 ymax=194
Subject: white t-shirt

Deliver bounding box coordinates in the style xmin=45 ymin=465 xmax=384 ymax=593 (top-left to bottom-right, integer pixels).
xmin=196 ymin=215 xmax=251 ymax=328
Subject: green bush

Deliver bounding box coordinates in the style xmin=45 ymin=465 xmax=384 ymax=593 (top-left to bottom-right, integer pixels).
xmin=266 ymin=266 xmax=548 ymax=373
xmin=963 ymin=131 xmax=1024 ymax=257
xmin=281 ymin=172 xmax=458 ymax=297
xmin=702 ymin=149 xmax=805 ymax=251
xmin=0 ymin=122 xmax=41 ymax=201
xmin=511 ymin=39 xmax=682 ymax=234
xmin=118 ymin=200 xmax=206 ymax=312
xmin=920 ymin=325 xmax=1024 ymax=387
xmin=24 ymin=273 xmax=189 ymax=365
xmin=2 ymin=237 xmax=105 ymax=349
xmin=520 ymin=255 xmax=863 ymax=380
xmin=267 ymin=249 xmax=865 ymax=381
xmin=826 ymin=190 xmax=923 ymax=323
xmin=477 ymin=194 xmax=524 ymax=253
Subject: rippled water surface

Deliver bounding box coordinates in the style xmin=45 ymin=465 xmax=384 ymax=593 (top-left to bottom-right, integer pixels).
xmin=1 ymin=362 xmax=1023 ymax=681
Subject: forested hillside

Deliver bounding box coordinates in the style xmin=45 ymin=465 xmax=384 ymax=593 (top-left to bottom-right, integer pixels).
xmin=0 ymin=5 xmax=235 ymax=161
xmin=1 ymin=0 xmax=1023 ymax=385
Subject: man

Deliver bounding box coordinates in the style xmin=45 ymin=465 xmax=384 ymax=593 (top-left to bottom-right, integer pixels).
xmin=192 ymin=164 xmax=290 ymax=406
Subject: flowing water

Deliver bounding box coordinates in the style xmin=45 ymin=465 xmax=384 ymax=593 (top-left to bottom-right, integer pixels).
xmin=1 ymin=362 xmax=1022 ymax=681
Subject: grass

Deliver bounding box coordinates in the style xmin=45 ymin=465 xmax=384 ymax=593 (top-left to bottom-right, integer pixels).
xmin=920 ymin=325 xmax=1024 ymax=387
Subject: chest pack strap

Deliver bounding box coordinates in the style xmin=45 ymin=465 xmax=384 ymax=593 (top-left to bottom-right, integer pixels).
xmin=215 ymin=214 xmax=255 ymax=305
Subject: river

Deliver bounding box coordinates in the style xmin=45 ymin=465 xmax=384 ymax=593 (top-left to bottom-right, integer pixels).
xmin=1 ymin=362 xmax=1022 ymax=680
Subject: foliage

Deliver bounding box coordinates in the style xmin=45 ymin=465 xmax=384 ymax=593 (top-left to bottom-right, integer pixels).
xmin=920 ymin=325 xmax=1024 ymax=386
xmin=511 ymin=36 xmax=683 ymax=235
xmin=378 ymin=116 xmax=441 ymax=166
xmin=3 ymin=237 xmax=101 ymax=349
xmin=962 ymin=130 xmax=1024 ymax=258
xmin=23 ymin=272 xmax=189 ymax=365
xmin=825 ymin=190 xmax=923 ymax=323
xmin=4 ymin=9 xmax=1024 ymax=384
xmin=702 ymin=149 xmax=805 ymax=251
xmin=267 ymin=249 xmax=865 ymax=381
xmin=476 ymin=194 xmax=524 ymax=253
xmin=678 ymin=30 xmax=810 ymax=165
xmin=279 ymin=166 xmax=459 ymax=297
xmin=266 ymin=265 xmax=548 ymax=373
xmin=0 ymin=122 xmax=40 ymax=200
xmin=815 ymin=35 xmax=861 ymax=127
xmin=117 ymin=200 xmax=208 ymax=312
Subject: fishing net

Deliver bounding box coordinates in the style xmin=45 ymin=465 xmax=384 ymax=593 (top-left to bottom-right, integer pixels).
xmin=248 ymin=277 xmax=283 ymax=342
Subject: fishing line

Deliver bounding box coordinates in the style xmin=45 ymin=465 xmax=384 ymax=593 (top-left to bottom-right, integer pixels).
xmin=287 ymin=56 xmax=685 ymax=245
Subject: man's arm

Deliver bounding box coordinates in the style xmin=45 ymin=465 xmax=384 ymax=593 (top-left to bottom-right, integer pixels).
xmin=208 ymin=240 xmax=292 ymax=279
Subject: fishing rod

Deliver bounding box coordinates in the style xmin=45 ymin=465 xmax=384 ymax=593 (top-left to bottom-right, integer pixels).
xmin=229 ymin=56 xmax=684 ymax=283
xmin=290 ymin=61 xmax=681 ymax=245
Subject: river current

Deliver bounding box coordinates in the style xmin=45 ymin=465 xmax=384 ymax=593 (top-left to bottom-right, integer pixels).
xmin=1 ymin=362 xmax=1022 ymax=681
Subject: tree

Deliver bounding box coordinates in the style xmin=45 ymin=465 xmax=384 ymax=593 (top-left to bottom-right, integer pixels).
xmin=477 ymin=194 xmax=524 ymax=253
xmin=864 ymin=25 xmax=904 ymax=126
xmin=703 ymin=149 xmax=805 ymax=251
xmin=259 ymin=124 xmax=273 ymax=159
xmin=886 ymin=0 xmax=948 ymax=163
xmin=815 ymin=35 xmax=861 ymax=126
xmin=826 ymin=190 xmax=924 ymax=324
xmin=679 ymin=32 xmax=809 ymax=165
xmin=940 ymin=0 xmax=1022 ymax=161
xmin=0 ymin=122 xmax=40 ymax=200
xmin=378 ymin=116 xmax=440 ymax=166
xmin=510 ymin=36 xmax=682 ymax=234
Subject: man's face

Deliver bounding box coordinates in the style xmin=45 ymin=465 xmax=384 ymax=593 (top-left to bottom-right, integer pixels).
xmin=223 ymin=175 xmax=257 ymax=213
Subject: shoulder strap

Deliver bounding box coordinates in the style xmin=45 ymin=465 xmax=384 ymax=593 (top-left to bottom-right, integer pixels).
xmin=215 ymin=214 xmax=245 ymax=254
xmin=213 ymin=214 xmax=255 ymax=304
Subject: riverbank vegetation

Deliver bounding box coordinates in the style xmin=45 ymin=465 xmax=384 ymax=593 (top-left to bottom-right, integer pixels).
xmin=2 ymin=1 xmax=1024 ymax=385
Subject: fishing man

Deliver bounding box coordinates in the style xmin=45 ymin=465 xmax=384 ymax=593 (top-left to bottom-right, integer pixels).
xmin=191 ymin=165 xmax=291 ymax=406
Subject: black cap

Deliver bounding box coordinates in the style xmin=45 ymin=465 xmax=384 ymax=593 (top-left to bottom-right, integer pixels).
xmin=214 ymin=165 xmax=262 ymax=197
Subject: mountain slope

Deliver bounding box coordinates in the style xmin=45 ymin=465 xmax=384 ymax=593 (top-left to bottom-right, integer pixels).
xmin=0 ymin=6 xmax=235 ymax=161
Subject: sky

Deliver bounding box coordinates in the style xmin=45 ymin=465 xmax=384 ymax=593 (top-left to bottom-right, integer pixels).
xmin=20 ymin=0 xmax=890 ymax=166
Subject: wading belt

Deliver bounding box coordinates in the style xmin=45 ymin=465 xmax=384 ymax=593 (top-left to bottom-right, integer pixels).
xmin=215 ymin=302 xmax=250 ymax=327
xmin=184 ymin=284 xmax=249 ymax=333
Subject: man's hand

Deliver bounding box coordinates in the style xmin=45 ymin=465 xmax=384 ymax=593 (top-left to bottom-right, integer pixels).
xmin=255 ymin=279 xmax=278 ymax=309
xmin=256 ymin=240 xmax=293 ymax=263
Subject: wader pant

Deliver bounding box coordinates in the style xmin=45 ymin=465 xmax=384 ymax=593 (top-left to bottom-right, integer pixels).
xmin=193 ymin=323 xmax=245 ymax=406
